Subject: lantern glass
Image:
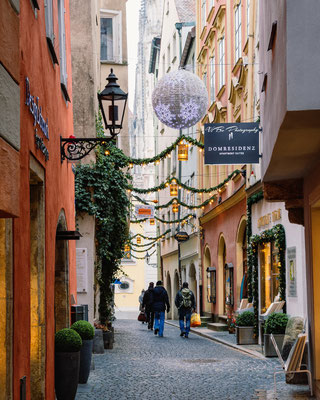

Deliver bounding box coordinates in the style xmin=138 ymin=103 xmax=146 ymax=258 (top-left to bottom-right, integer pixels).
xmin=170 ymin=183 xmax=178 ymax=196
xmin=149 ymin=219 xmax=155 ymax=225
xmin=178 ymin=144 xmax=188 ymax=161
xmin=98 ymin=69 xmax=128 ymax=136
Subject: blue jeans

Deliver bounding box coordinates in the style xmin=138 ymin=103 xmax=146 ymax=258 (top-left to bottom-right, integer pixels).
xmin=179 ymin=312 xmax=191 ymax=335
xmin=154 ymin=311 xmax=165 ymax=336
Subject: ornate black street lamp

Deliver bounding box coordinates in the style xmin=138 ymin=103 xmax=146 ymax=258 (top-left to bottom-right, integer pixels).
xmin=61 ymin=69 xmax=128 ymax=162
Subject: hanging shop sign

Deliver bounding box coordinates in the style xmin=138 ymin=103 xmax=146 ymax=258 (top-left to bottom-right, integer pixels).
xmin=204 ymin=122 xmax=260 ymax=165
xmin=174 ymin=231 xmax=189 ymax=242
xmin=134 ymin=204 xmax=155 ymax=219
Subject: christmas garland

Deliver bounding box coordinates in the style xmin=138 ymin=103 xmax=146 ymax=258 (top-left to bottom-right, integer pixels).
xmin=129 ymin=243 xmax=157 ymax=253
xmin=128 ymin=170 xmax=241 ymax=194
xmin=248 ymin=224 xmax=286 ymax=336
xmin=130 ymin=213 xmax=195 ymax=224
xmin=246 ymin=190 xmax=264 ymax=302
xmin=104 ymin=134 xmax=204 ymax=166
xmin=130 ymin=250 xmax=157 ymax=260
xmin=128 ymin=229 xmax=171 ymax=241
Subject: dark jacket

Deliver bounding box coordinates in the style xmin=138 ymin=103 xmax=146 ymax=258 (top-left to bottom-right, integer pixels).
xmin=175 ymin=288 xmax=196 ymax=316
xmin=151 ymin=285 xmax=170 ymax=313
xmin=142 ymin=288 xmax=154 ymax=311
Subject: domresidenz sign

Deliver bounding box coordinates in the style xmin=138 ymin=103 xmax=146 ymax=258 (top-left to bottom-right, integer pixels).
xmin=204 ymin=122 xmax=260 ymax=165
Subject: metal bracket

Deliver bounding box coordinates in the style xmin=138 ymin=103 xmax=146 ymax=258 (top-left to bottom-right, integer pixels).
xmin=60 ymin=137 xmax=113 ymax=162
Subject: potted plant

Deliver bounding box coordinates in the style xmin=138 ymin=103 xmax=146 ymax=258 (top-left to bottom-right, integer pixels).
xmin=264 ymin=313 xmax=289 ymax=357
xmin=95 ymin=322 xmax=114 ymax=349
xmin=71 ymin=320 xmax=95 ymax=383
xmin=55 ymin=328 xmax=82 ymax=400
xmin=236 ymin=311 xmax=258 ymax=345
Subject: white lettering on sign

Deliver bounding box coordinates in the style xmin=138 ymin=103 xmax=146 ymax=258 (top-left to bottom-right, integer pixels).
xmin=76 ymin=248 xmax=88 ymax=293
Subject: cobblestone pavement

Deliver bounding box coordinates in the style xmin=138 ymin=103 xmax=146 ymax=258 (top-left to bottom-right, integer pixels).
xmin=76 ymin=319 xmax=313 ymax=400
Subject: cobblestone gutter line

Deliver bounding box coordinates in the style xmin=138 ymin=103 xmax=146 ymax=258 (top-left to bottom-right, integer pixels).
xmin=165 ymin=321 xmax=265 ymax=360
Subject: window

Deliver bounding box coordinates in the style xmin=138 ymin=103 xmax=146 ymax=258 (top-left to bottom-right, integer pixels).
xmin=172 ymin=147 xmax=177 ymax=173
xmin=209 ymin=0 xmax=214 ymax=9
xmin=207 ymin=267 xmax=216 ymax=303
xmin=100 ymin=10 xmax=122 ymax=63
xmin=247 ymin=0 xmax=250 ymax=38
xmin=45 ymin=0 xmax=58 ymax=64
xmin=167 ymin=44 xmax=171 ymax=70
xmin=162 ymin=54 xmax=165 ymax=75
xmin=219 ymin=37 xmax=225 ymax=88
xmin=259 ymin=243 xmax=281 ymax=313
xmin=58 ymin=0 xmax=69 ymax=101
xmin=201 ymin=0 xmax=206 ymax=29
xmin=225 ymin=263 xmax=234 ymax=306
xmin=203 ymin=71 xmax=207 ymax=90
xmin=235 ymin=1 xmax=242 ymax=61
xmin=172 ymin=33 xmax=177 ymax=61
xmin=210 ymin=55 xmax=215 ymax=103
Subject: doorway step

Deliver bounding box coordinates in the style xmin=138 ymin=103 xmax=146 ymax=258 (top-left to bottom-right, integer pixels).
xmin=200 ymin=316 xmax=212 ymax=327
xmin=207 ymin=315 xmax=228 ymax=332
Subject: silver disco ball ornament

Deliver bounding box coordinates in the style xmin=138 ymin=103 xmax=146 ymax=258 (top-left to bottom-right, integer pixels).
xmin=152 ymin=69 xmax=208 ymax=129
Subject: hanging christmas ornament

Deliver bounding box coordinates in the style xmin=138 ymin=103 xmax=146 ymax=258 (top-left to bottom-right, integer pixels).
xmin=172 ymin=203 xmax=179 ymax=213
xmin=136 ymin=236 xmax=142 ymax=244
xmin=124 ymin=244 xmax=130 ymax=252
xmin=149 ymin=219 xmax=155 ymax=225
xmin=152 ymin=69 xmax=208 ymax=129
xmin=170 ymin=183 xmax=178 ymax=196
xmin=178 ymin=143 xmax=188 ymax=161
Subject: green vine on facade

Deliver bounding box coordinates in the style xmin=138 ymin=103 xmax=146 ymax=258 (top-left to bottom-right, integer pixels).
xmin=248 ymin=223 xmax=286 ymax=336
xmin=246 ymin=190 xmax=264 ymax=302
xmin=75 ymin=114 xmax=130 ymax=324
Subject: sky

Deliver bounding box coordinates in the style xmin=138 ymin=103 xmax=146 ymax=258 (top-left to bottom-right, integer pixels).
xmin=126 ymin=0 xmax=140 ymax=111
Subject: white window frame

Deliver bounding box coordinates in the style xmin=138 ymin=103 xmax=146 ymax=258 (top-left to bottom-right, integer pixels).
xmin=210 ymin=54 xmax=215 ymax=104
xmin=100 ymin=9 xmax=122 ymax=63
xmin=44 ymin=0 xmax=54 ymax=44
xmin=235 ymin=1 xmax=242 ymax=61
xmin=58 ymin=0 xmax=67 ymax=87
xmin=219 ymin=37 xmax=225 ymax=88
xmin=201 ymin=0 xmax=206 ymax=29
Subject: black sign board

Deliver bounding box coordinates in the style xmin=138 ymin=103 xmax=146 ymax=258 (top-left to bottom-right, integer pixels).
xmin=174 ymin=231 xmax=189 ymax=242
xmin=204 ymin=122 xmax=260 ymax=165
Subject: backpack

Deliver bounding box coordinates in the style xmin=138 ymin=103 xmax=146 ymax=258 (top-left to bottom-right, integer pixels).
xmin=181 ymin=289 xmax=192 ymax=308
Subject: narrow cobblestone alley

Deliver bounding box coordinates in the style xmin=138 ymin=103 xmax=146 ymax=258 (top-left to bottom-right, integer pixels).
xmin=76 ymin=320 xmax=313 ymax=400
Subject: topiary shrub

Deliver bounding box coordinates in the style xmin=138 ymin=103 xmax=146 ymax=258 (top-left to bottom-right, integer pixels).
xmin=71 ymin=320 xmax=95 ymax=340
xmin=264 ymin=313 xmax=289 ymax=334
xmin=55 ymin=328 xmax=82 ymax=352
xmin=236 ymin=311 xmax=255 ymax=327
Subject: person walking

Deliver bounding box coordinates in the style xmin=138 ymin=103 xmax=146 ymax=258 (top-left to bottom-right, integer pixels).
xmin=151 ymin=280 xmax=170 ymax=337
xmin=175 ymin=282 xmax=196 ymax=338
xmin=142 ymin=282 xmax=154 ymax=330
xmin=138 ymin=289 xmax=146 ymax=324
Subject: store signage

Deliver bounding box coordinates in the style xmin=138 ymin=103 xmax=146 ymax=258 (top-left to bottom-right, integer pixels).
xmin=204 ymin=122 xmax=260 ymax=165
xmin=25 ymin=77 xmax=49 ymax=139
xmin=25 ymin=77 xmax=50 ymax=161
xmin=287 ymin=247 xmax=297 ymax=297
xmin=257 ymin=209 xmax=281 ymax=228
xmin=174 ymin=231 xmax=189 ymax=242
xmin=134 ymin=204 xmax=155 ymax=219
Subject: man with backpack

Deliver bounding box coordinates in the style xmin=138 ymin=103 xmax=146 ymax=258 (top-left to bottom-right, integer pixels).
xmin=175 ymin=282 xmax=196 ymax=338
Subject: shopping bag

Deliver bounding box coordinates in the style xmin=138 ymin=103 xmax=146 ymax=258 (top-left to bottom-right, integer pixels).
xmin=190 ymin=312 xmax=201 ymax=327
xmin=138 ymin=311 xmax=147 ymax=322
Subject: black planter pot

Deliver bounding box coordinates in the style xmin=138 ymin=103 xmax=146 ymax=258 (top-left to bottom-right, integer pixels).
xmin=55 ymin=351 xmax=80 ymax=400
xmin=103 ymin=331 xmax=114 ymax=349
xmin=79 ymin=339 xmax=93 ymax=383
xmin=93 ymin=329 xmax=104 ymax=354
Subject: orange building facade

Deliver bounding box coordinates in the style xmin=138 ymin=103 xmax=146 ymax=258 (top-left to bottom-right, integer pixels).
xmin=1 ymin=0 xmax=77 ymax=398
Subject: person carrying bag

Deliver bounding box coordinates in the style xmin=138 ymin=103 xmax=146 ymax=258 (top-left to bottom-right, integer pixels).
xmin=175 ymin=282 xmax=196 ymax=338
